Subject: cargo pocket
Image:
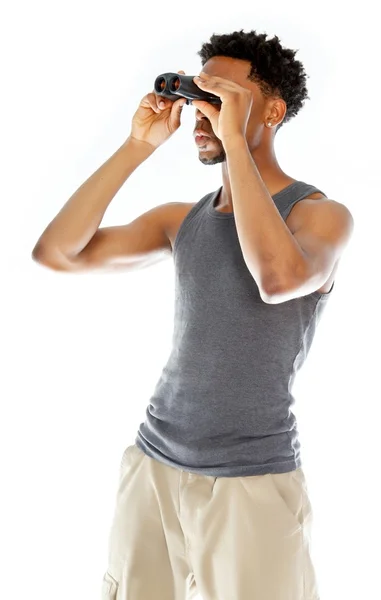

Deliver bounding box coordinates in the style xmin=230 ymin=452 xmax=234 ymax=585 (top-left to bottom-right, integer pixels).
xmin=101 ymin=571 xmax=119 ymax=600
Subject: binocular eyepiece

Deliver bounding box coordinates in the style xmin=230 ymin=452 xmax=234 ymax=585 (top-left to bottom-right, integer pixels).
xmin=154 ymin=73 xmax=222 ymax=106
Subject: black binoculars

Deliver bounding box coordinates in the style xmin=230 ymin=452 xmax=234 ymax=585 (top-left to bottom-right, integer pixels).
xmin=154 ymin=73 xmax=222 ymax=106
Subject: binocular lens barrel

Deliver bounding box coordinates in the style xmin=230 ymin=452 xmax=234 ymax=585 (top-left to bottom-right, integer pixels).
xmin=154 ymin=72 xmax=221 ymax=106
xmin=155 ymin=75 xmax=180 ymax=93
xmin=156 ymin=77 xmax=166 ymax=92
xmin=170 ymin=77 xmax=181 ymax=92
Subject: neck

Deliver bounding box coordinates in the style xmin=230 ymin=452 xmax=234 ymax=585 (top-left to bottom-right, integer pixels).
xmin=219 ymin=143 xmax=293 ymax=208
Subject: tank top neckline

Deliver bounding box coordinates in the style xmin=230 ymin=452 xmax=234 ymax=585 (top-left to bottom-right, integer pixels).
xmin=207 ymin=181 xmax=301 ymax=219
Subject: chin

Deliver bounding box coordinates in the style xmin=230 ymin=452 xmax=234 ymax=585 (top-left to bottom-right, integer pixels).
xmin=199 ymin=149 xmax=226 ymax=166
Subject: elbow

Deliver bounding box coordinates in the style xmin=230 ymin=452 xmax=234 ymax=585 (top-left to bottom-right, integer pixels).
xmin=31 ymin=244 xmax=70 ymax=271
xmin=31 ymin=244 xmax=44 ymax=261
xmin=31 ymin=243 xmax=53 ymax=264
xmin=258 ymin=272 xmax=287 ymax=304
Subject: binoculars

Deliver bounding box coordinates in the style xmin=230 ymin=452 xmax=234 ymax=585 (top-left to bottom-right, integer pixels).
xmin=154 ymin=73 xmax=222 ymax=106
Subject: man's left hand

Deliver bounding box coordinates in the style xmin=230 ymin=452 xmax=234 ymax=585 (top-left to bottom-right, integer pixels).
xmin=192 ymin=72 xmax=253 ymax=145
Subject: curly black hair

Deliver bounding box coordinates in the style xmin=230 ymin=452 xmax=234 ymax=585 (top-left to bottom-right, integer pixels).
xmin=197 ymin=29 xmax=310 ymax=131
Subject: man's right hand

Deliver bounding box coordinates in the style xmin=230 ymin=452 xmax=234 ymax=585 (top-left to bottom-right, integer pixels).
xmin=129 ymin=70 xmax=188 ymax=150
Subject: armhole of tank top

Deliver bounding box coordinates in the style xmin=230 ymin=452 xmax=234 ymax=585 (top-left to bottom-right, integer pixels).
xmin=172 ymin=195 xmax=210 ymax=256
xmin=309 ymin=280 xmax=335 ymax=300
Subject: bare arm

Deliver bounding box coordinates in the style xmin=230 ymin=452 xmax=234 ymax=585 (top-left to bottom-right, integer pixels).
xmin=31 ymin=136 xmax=156 ymax=263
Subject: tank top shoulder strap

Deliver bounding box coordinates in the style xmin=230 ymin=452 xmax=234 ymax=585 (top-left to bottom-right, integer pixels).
xmin=274 ymin=181 xmax=328 ymax=221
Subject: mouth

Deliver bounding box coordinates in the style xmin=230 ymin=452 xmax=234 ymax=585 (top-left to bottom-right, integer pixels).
xmin=195 ymin=135 xmax=212 ymax=145
xmin=194 ymin=129 xmax=212 ymax=139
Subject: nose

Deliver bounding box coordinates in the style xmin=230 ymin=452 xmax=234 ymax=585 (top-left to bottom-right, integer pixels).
xmin=194 ymin=111 xmax=204 ymax=132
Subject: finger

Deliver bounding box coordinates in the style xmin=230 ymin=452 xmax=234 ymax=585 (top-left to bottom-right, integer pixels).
xmin=153 ymin=96 xmax=163 ymax=111
xmin=156 ymin=95 xmax=167 ymax=109
xmin=150 ymin=101 xmax=160 ymax=113
xmin=192 ymin=100 xmax=207 ymax=109
xmin=171 ymin=97 xmax=186 ymax=112
xmin=148 ymin=93 xmax=162 ymax=113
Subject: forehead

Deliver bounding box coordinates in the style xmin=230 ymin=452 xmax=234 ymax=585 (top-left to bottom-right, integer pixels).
xmin=201 ymin=56 xmax=259 ymax=91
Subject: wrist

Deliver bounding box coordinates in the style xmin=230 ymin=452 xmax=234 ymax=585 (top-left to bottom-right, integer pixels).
xmin=124 ymin=135 xmax=157 ymax=155
xmin=222 ymin=135 xmax=248 ymax=153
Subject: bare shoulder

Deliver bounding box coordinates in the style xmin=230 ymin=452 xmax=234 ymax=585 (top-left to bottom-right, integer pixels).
xmin=287 ymin=192 xmax=353 ymax=232
xmin=286 ymin=191 xmax=353 ymax=294
xmin=286 ymin=191 xmax=337 ymax=232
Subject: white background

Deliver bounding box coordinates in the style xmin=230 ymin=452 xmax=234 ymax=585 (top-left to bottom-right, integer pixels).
xmin=2 ymin=1 xmax=380 ymax=599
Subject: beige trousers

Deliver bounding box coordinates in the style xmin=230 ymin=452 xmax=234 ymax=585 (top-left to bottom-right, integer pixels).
xmin=101 ymin=443 xmax=320 ymax=600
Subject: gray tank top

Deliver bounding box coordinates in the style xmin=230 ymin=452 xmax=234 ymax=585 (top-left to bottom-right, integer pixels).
xmin=135 ymin=181 xmax=334 ymax=476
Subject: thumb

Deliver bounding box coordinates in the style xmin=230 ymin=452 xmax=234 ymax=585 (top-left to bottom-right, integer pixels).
xmin=192 ymin=99 xmax=215 ymax=125
xmin=169 ymin=97 xmax=187 ymax=129
xmin=192 ymin=99 xmax=210 ymax=115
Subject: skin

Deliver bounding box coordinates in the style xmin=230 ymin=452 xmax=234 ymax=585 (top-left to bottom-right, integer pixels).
xmin=193 ymin=56 xmax=294 ymax=210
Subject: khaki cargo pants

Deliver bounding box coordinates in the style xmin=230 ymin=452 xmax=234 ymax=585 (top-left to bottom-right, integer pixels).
xmin=101 ymin=443 xmax=320 ymax=600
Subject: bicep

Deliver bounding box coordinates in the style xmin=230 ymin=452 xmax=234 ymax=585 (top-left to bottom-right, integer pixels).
xmin=44 ymin=204 xmax=175 ymax=273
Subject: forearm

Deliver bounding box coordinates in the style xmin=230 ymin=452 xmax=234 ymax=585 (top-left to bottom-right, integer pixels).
xmin=225 ymin=137 xmax=305 ymax=294
xmin=32 ymin=136 xmax=155 ymax=258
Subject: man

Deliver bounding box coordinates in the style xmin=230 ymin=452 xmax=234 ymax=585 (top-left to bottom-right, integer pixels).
xmin=32 ymin=29 xmax=354 ymax=600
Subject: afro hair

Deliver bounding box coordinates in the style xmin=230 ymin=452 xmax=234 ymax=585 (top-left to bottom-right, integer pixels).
xmin=197 ymin=29 xmax=310 ymax=131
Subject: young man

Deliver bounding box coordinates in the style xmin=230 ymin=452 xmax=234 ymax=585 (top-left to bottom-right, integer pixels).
xmin=32 ymin=29 xmax=353 ymax=600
